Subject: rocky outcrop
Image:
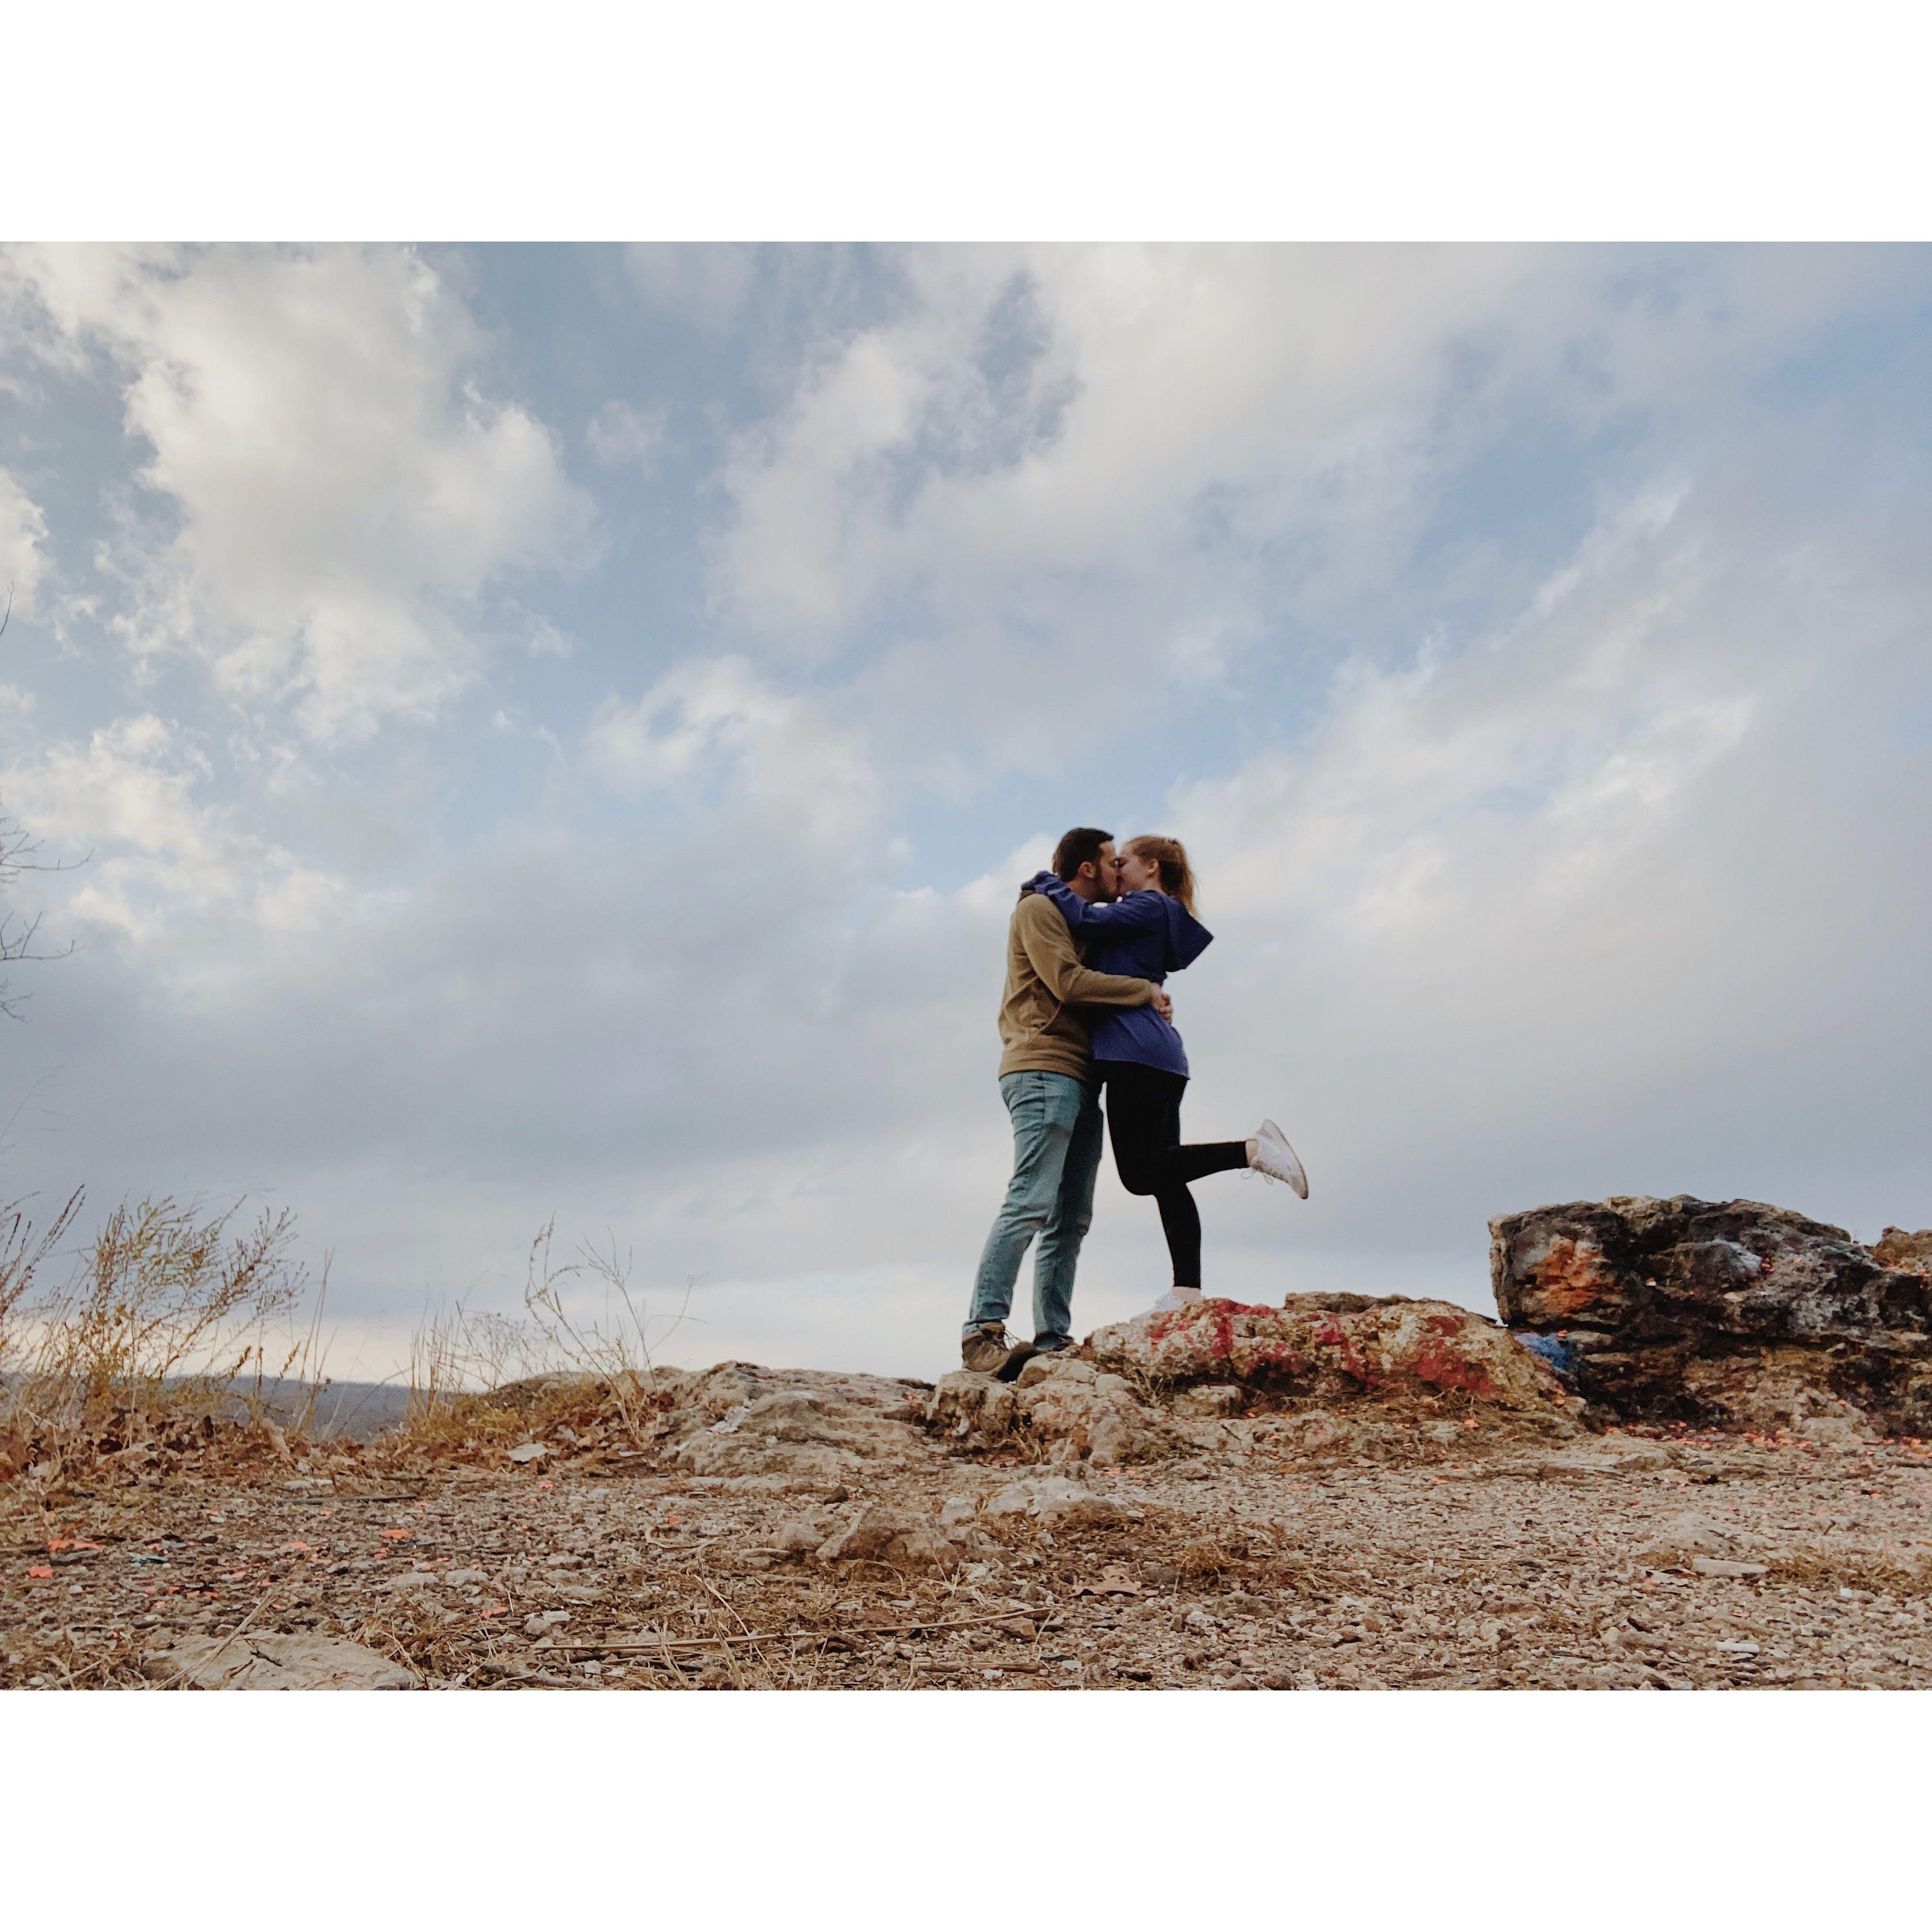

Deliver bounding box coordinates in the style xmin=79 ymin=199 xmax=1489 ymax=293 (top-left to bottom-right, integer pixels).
xmin=1085 ymin=1294 xmax=1581 ymax=1425
xmin=924 ymin=1295 xmax=1580 ymax=1464
xmin=926 ymin=1356 xmax=1183 ymax=1465
xmin=1491 ymin=1197 xmax=1932 ymax=1435
xmin=672 ymin=1385 xmax=929 ymax=1482
xmin=481 ymin=1361 xmax=937 ymax=1484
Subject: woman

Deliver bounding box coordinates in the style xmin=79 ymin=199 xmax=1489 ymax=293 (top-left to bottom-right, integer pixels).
xmin=1024 ymin=834 xmax=1306 ymax=1314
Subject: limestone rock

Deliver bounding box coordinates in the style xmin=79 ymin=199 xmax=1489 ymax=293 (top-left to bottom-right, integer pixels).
xmin=143 ymin=1633 xmax=418 ymax=1691
xmin=1086 ymin=1294 xmax=1578 ymax=1421
xmin=670 ymin=1380 xmax=930 ymax=1481
xmin=477 ymin=1370 xmax=608 ymax=1411
xmin=1634 ymin=1509 xmax=1769 ymax=1568
xmin=769 ymin=1516 xmax=831 ymax=1556
xmin=926 ymin=1370 xmax=1019 ymax=1438
xmin=1170 ymin=1384 xmax=1246 ymax=1418
xmin=1875 ymin=1228 xmax=1932 ymax=1273
xmin=1526 ymin=1441 xmax=1674 ymax=1478
xmin=979 ymin=1473 xmax=1129 ymax=1528
xmin=816 ymin=1503 xmax=957 ymax=1568
xmin=1676 ymin=1351 xmax=1880 ymax=1442
xmin=1015 ymin=1364 xmax=1176 ymax=1465
xmin=926 ymin=1358 xmax=1179 ymax=1465
xmin=1491 ymin=1196 xmax=1932 ymax=1432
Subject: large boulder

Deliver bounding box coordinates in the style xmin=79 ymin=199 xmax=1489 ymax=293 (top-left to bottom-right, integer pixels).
xmin=672 ymin=1385 xmax=929 ymax=1481
xmin=468 ymin=1361 xmax=935 ymax=1481
xmin=1084 ymin=1294 xmax=1579 ymax=1423
xmin=1490 ymin=1196 xmax=1932 ymax=1434
xmin=925 ymin=1359 xmax=1180 ymax=1465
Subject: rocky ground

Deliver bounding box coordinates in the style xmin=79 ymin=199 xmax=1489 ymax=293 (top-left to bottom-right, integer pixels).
xmin=8 ymin=1343 xmax=1932 ymax=1691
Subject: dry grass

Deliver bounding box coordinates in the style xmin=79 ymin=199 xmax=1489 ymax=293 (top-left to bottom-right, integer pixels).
xmin=1173 ymin=1538 xmax=1246 ymax=1580
xmin=30 ymin=1196 xmax=306 ymax=1408
xmin=1767 ymin=1548 xmax=1932 ymax=1598
xmin=0 ymin=1190 xmax=700 ymax=1488
xmin=0 ymin=1192 xmax=333 ymax=1484
xmin=403 ymin=1221 xmax=695 ymax=1455
xmin=0 ymin=1189 xmax=82 ymax=1340
xmin=4 ymin=1618 xmax=156 ymax=1690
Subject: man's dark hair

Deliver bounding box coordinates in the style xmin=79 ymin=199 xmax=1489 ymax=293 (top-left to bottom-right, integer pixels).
xmin=1051 ymin=827 xmax=1114 ymax=882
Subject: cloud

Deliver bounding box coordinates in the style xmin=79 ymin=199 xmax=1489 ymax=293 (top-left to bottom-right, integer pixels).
xmin=586 ymin=654 xmax=882 ymax=854
xmin=705 ymin=246 xmax=1932 ymax=775
xmin=586 ymin=400 xmax=664 ymax=470
xmin=710 ymin=246 xmax=1548 ymax=639
xmin=0 ymin=469 xmax=50 ymax=617
xmin=2 ymin=245 xmax=595 ymax=743
xmin=0 ymin=712 xmax=345 ymax=949
xmin=623 ymin=243 xmax=760 ymax=333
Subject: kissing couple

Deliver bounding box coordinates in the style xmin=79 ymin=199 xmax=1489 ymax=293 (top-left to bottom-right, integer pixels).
xmin=961 ymin=826 xmax=1307 ymax=1380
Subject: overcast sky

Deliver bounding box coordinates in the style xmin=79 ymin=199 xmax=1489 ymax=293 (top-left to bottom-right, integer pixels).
xmin=1 ymin=243 xmax=1928 ymax=1383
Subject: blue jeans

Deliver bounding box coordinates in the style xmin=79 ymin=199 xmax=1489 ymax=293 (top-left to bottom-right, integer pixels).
xmin=965 ymin=1071 xmax=1104 ymax=1347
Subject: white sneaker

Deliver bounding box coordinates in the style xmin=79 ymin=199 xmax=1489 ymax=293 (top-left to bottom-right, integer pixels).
xmin=1146 ymin=1286 xmax=1204 ymax=1316
xmin=1249 ymin=1119 xmax=1308 ymax=1197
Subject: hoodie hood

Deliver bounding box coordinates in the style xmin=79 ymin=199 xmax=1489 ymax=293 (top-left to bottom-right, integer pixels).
xmin=1160 ymin=895 xmax=1214 ymax=972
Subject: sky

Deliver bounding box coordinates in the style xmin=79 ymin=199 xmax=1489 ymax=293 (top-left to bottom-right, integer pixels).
xmin=1 ymin=242 xmax=1929 ymax=1385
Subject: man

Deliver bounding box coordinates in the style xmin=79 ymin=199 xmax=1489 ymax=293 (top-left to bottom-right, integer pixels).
xmin=962 ymin=827 xmax=1172 ymax=1378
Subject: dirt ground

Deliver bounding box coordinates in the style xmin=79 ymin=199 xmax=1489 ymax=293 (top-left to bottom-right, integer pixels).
xmin=8 ymin=1418 xmax=1932 ymax=1690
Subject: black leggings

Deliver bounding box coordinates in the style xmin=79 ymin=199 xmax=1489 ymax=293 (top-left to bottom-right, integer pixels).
xmin=1100 ymin=1062 xmax=1248 ymax=1288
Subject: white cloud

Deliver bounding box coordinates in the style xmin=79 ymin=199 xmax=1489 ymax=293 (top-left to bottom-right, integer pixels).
xmin=0 ymin=469 xmax=51 ymax=617
xmin=2 ymin=245 xmax=594 ymax=742
xmin=624 ymin=243 xmax=759 ymax=333
xmin=0 ymin=713 xmax=345 ymax=947
xmin=710 ymin=245 xmax=1536 ymax=643
xmin=525 ymin=615 xmax=576 ymax=658
xmin=1178 ymin=488 xmax=1747 ymax=935
xmin=586 ymin=400 xmax=664 ymax=470
xmin=586 ymin=654 xmax=882 ymax=854
xmin=707 ymin=245 xmax=1932 ymax=780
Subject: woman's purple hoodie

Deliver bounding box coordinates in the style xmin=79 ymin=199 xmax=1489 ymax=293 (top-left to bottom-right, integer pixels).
xmin=1023 ymin=871 xmax=1213 ymax=1078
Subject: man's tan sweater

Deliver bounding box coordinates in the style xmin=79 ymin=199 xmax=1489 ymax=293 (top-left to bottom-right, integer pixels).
xmin=997 ymin=891 xmax=1155 ymax=1081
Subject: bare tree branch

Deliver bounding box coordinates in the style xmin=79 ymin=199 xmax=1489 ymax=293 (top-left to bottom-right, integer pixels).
xmin=0 ymin=587 xmax=89 ymax=1014
xmin=0 ymin=817 xmax=91 ymax=1018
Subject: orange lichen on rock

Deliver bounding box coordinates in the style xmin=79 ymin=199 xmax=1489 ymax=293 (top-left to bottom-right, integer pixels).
xmin=1518 ymin=1235 xmax=1624 ymax=1321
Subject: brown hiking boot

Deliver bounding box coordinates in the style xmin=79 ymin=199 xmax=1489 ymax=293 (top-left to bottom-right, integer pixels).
xmin=961 ymin=1322 xmax=1036 ymax=1381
